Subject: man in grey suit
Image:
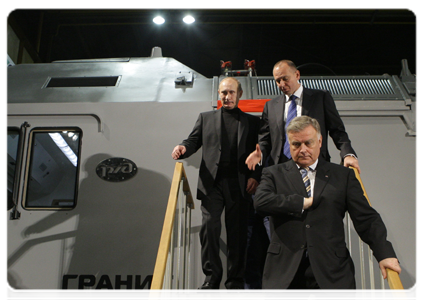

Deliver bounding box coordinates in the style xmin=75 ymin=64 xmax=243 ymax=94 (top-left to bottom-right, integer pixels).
xmin=254 ymin=116 xmax=400 ymax=289
xmin=246 ymin=59 xmax=360 ymax=172
xmin=172 ymin=77 xmax=262 ymax=289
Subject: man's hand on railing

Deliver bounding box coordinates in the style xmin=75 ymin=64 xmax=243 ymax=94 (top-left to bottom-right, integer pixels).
xmin=379 ymin=257 xmax=401 ymax=279
xmin=172 ymin=145 xmax=186 ymax=160
xmin=344 ymin=155 xmax=361 ymax=174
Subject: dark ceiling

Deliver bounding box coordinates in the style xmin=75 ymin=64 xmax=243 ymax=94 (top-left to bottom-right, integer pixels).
xmin=8 ymin=9 xmax=416 ymax=78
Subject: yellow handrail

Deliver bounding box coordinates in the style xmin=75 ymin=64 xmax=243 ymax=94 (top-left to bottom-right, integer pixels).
xmin=350 ymin=167 xmax=403 ymax=290
xmin=151 ymin=162 xmax=194 ymax=289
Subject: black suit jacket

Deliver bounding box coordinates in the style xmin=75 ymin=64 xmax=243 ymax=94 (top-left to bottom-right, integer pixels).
xmin=259 ymin=87 xmax=356 ymax=165
xmin=254 ymin=159 xmax=396 ymax=289
xmin=180 ymin=108 xmax=261 ymax=200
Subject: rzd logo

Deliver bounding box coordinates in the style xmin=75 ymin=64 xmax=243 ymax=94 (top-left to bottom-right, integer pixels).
xmin=96 ymin=157 xmax=138 ymax=182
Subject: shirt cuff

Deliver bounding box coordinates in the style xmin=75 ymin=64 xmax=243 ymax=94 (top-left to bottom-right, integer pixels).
xmin=257 ymin=153 xmax=263 ymax=166
xmin=343 ymin=153 xmax=358 ymax=160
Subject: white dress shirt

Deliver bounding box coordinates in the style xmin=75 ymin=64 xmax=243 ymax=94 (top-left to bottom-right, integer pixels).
xmin=284 ymin=85 xmax=303 ymax=121
xmin=284 ymin=85 xmax=357 ymax=161
xmin=297 ymin=159 xmax=318 ymax=198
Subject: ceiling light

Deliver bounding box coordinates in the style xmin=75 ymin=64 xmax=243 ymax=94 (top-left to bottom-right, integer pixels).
xmin=183 ymin=15 xmax=195 ymax=24
xmin=153 ymin=16 xmax=165 ymax=25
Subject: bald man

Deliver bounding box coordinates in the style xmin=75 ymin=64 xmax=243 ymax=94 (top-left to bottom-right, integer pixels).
xmin=172 ymin=77 xmax=262 ymax=289
xmin=246 ymin=59 xmax=360 ymax=172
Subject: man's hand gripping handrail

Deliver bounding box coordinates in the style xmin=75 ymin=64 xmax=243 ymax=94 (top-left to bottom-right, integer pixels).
xmin=349 ymin=166 xmax=403 ymax=290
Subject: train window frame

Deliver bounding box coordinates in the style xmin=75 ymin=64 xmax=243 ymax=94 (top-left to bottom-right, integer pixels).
xmin=7 ymin=127 xmax=20 ymax=211
xmin=22 ymin=127 xmax=83 ymax=210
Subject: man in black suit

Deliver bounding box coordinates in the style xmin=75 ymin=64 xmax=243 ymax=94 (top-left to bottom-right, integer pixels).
xmin=244 ymin=59 xmax=361 ymax=289
xmin=172 ymin=77 xmax=261 ymax=289
xmin=246 ymin=59 xmax=360 ymax=172
xmin=254 ymin=115 xmax=400 ymax=289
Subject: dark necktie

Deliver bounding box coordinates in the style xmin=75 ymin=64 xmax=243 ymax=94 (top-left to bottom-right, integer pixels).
xmin=283 ymin=95 xmax=298 ymax=158
xmin=300 ymin=167 xmax=312 ymax=197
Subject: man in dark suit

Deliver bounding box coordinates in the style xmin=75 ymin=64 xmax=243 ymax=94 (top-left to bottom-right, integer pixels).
xmin=246 ymin=59 xmax=360 ymax=172
xmin=172 ymin=77 xmax=261 ymax=289
xmin=254 ymin=115 xmax=400 ymax=289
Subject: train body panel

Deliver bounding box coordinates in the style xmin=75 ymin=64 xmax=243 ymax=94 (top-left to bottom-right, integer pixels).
xmin=7 ymin=54 xmax=416 ymax=290
xmin=7 ymin=56 xmax=210 ymax=289
xmin=8 ymin=100 xmax=210 ymax=289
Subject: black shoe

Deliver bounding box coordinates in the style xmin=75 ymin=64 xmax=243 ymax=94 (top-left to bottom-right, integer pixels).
xmin=228 ymin=286 xmax=245 ymax=294
xmin=198 ymin=282 xmax=218 ymax=289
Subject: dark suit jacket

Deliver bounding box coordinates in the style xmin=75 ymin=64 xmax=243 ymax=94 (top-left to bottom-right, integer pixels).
xmin=254 ymin=159 xmax=396 ymax=289
xmin=180 ymin=108 xmax=261 ymax=200
xmin=259 ymin=87 xmax=356 ymax=165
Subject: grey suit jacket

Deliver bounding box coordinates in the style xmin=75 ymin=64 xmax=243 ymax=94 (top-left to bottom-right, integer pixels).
xmin=254 ymin=159 xmax=396 ymax=289
xmin=179 ymin=108 xmax=261 ymax=200
xmin=259 ymin=87 xmax=356 ymax=165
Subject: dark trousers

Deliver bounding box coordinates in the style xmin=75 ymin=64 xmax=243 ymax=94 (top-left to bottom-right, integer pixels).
xmin=266 ymin=251 xmax=355 ymax=300
xmin=244 ymin=205 xmax=269 ymax=289
xmin=200 ymin=175 xmax=249 ymax=289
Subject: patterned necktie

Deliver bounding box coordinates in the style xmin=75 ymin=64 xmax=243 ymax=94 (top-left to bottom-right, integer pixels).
xmin=283 ymin=95 xmax=298 ymax=158
xmin=300 ymin=167 xmax=312 ymax=197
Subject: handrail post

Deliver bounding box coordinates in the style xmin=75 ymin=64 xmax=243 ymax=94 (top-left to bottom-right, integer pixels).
xmin=176 ymin=180 xmax=183 ymax=288
xmin=381 ymin=269 xmax=385 ymax=289
xmin=181 ymin=186 xmax=189 ymax=289
xmin=359 ymin=239 xmax=366 ymax=289
xmin=151 ymin=162 xmax=194 ymax=289
xmin=348 ymin=167 xmax=403 ymax=290
xmin=369 ymin=248 xmax=375 ymax=289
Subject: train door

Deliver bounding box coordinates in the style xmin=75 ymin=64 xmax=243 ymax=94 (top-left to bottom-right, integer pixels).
xmin=7 ymin=114 xmax=95 ymax=289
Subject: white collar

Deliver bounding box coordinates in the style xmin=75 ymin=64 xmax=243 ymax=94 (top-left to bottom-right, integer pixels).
xmin=286 ymin=84 xmax=303 ymax=102
xmin=296 ymin=158 xmax=318 ymax=171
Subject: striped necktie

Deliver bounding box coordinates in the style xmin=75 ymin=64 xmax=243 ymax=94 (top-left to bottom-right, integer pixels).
xmin=300 ymin=167 xmax=312 ymax=197
xmin=283 ymin=95 xmax=298 ymax=158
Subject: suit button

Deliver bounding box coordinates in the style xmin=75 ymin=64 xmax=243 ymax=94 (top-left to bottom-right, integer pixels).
xmin=305 ymin=224 xmax=310 ymax=228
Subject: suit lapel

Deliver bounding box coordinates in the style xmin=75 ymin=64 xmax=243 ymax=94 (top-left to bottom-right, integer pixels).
xmin=301 ymin=87 xmax=314 ymax=116
xmin=214 ymin=109 xmax=222 ymax=148
xmin=274 ymin=95 xmax=285 ymax=135
xmin=284 ymin=160 xmax=307 ymax=196
xmin=312 ymin=159 xmax=330 ymax=208
xmin=238 ymin=111 xmax=248 ymax=157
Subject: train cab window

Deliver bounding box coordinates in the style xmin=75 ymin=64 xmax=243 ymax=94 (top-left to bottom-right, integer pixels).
xmin=7 ymin=128 xmax=20 ymax=210
xmin=23 ymin=128 xmax=82 ymax=209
